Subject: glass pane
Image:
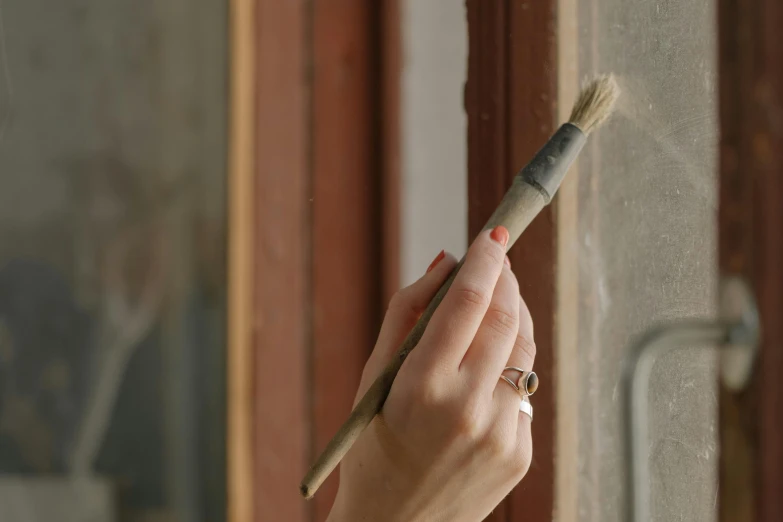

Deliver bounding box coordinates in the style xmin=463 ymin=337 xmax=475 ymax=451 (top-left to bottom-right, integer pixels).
xmin=0 ymin=2 xmax=227 ymax=521
xmin=568 ymin=0 xmax=718 ymax=520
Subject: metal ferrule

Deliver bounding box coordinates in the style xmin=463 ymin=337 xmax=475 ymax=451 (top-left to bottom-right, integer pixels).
xmin=518 ymin=122 xmax=587 ymax=203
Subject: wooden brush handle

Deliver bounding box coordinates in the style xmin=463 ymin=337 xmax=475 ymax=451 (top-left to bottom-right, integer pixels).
xmin=300 ymin=178 xmax=547 ymax=498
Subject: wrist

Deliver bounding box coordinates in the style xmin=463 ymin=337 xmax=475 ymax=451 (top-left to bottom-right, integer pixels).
xmin=327 ymin=488 xmax=428 ymax=522
xmin=325 ymin=488 xmax=394 ymax=522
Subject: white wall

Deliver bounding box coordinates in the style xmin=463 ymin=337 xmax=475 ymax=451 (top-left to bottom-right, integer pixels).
xmin=400 ymin=1 xmax=468 ymax=286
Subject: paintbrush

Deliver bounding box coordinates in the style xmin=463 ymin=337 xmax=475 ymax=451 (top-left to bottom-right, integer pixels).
xmin=300 ymin=74 xmax=620 ymax=498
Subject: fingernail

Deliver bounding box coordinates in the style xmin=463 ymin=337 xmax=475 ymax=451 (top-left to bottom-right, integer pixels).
xmin=426 ymin=250 xmax=445 ymax=273
xmin=504 ymin=255 xmax=511 ymax=267
xmin=490 ymin=226 xmax=509 ymax=247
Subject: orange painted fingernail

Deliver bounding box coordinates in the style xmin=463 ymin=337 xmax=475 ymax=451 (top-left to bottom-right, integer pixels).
xmin=504 ymin=255 xmax=511 ymax=267
xmin=490 ymin=226 xmax=509 ymax=247
xmin=426 ymin=250 xmax=445 ymax=273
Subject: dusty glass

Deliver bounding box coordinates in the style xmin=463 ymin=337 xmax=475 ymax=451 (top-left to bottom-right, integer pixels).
xmin=0 ymin=2 xmax=227 ymax=521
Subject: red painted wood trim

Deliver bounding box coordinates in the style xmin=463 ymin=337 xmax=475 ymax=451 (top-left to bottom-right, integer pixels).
xmin=718 ymin=0 xmax=783 ymax=520
xmin=252 ymin=1 xmax=310 ymax=521
xmin=311 ymin=1 xmax=384 ymax=520
xmin=466 ymin=1 xmax=557 ymax=520
xmin=248 ymin=2 xmax=402 ymax=519
xmin=506 ymin=1 xmax=558 ymax=520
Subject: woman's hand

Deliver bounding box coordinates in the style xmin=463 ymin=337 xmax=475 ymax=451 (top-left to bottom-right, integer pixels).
xmin=327 ymin=226 xmax=536 ymax=522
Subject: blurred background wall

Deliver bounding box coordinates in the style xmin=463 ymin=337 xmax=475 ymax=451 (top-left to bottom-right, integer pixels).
xmin=400 ymin=1 xmax=467 ymax=286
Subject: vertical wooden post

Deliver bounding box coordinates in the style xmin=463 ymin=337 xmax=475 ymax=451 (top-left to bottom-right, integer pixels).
xmin=718 ymin=0 xmax=783 ymax=520
xmin=252 ymin=1 xmax=310 ymax=521
xmin=229 ymin=1 xmax=400 ymax=520
xmin=466 ymin=1 xmax=558 ymax=521
xmin=311 ymin=1 xmax=387 ymax=519
xmin=227 ymin=0 xmax=255 ymax=520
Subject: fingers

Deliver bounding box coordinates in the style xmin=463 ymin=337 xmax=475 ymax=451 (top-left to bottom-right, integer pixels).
xmin=356 ymin=250 xmax=458 ymax=400
xmin=495 ymin=295 xmax=536 ymax=404
xmin=511 ymin=295 xmax=536 ymax=373
xmin=416 ymin=227 xmax=509 ymax=372
xmin=512 ymin=405 xmax=534 ymax=479
xmin=494 ymin=294 xmax=536 ymax=476
xmin=459 ymin=261 xmax=519 ymax=390
xmin=487 ymin=387 xmax=533 ymax=481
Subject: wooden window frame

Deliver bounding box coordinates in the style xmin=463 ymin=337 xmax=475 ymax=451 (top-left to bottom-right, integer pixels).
xmin=228 ymin=1 xmax=400 ymax=521
xmin=718 ymin=0 xmax=783 ymax=520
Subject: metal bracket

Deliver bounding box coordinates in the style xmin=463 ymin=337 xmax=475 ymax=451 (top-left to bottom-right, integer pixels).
xmin=621 ymin=276 xmax=759 ymax=522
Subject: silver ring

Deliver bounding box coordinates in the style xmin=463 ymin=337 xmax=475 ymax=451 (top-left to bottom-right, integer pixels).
xmin=519 ymin=397 xmax=533 ymax=420
xmin=502 ymin=367 xmax=539 ymax=396
xmin=499 ymin=375 xmax=534 ymax=421
xmin=499 ymin=375 xmax=519 ymax=391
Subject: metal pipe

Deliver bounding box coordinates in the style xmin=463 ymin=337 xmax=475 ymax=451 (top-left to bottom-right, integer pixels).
xmin=621 ymin=321 xmax=733 ymax=522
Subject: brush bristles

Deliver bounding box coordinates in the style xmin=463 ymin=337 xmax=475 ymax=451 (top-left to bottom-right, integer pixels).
xmin=568 ymin=74 xmax=619 ymax=135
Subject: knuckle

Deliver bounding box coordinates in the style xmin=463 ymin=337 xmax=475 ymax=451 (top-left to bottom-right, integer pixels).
xmin=480 ymin=240 xmax=506 ymax=265
xmin=408 ymin=375 xmax=446 ymax=409
xmin=388 ymin=289 xmax=421 ymax=318
xmin=515 ymin=334 xmax=537 ymax=361
xmin=422 ymin=358 xmax=453 ymax=384
xmin=485 ymin=429 xmax=515 ymax=460
xmin=451 ymin=399 xmax=485 ymax=441
xmin=485 ymin=305 xmax=519 ymax=338
xmin=452 ymin=282 xmax=491 ymax=310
